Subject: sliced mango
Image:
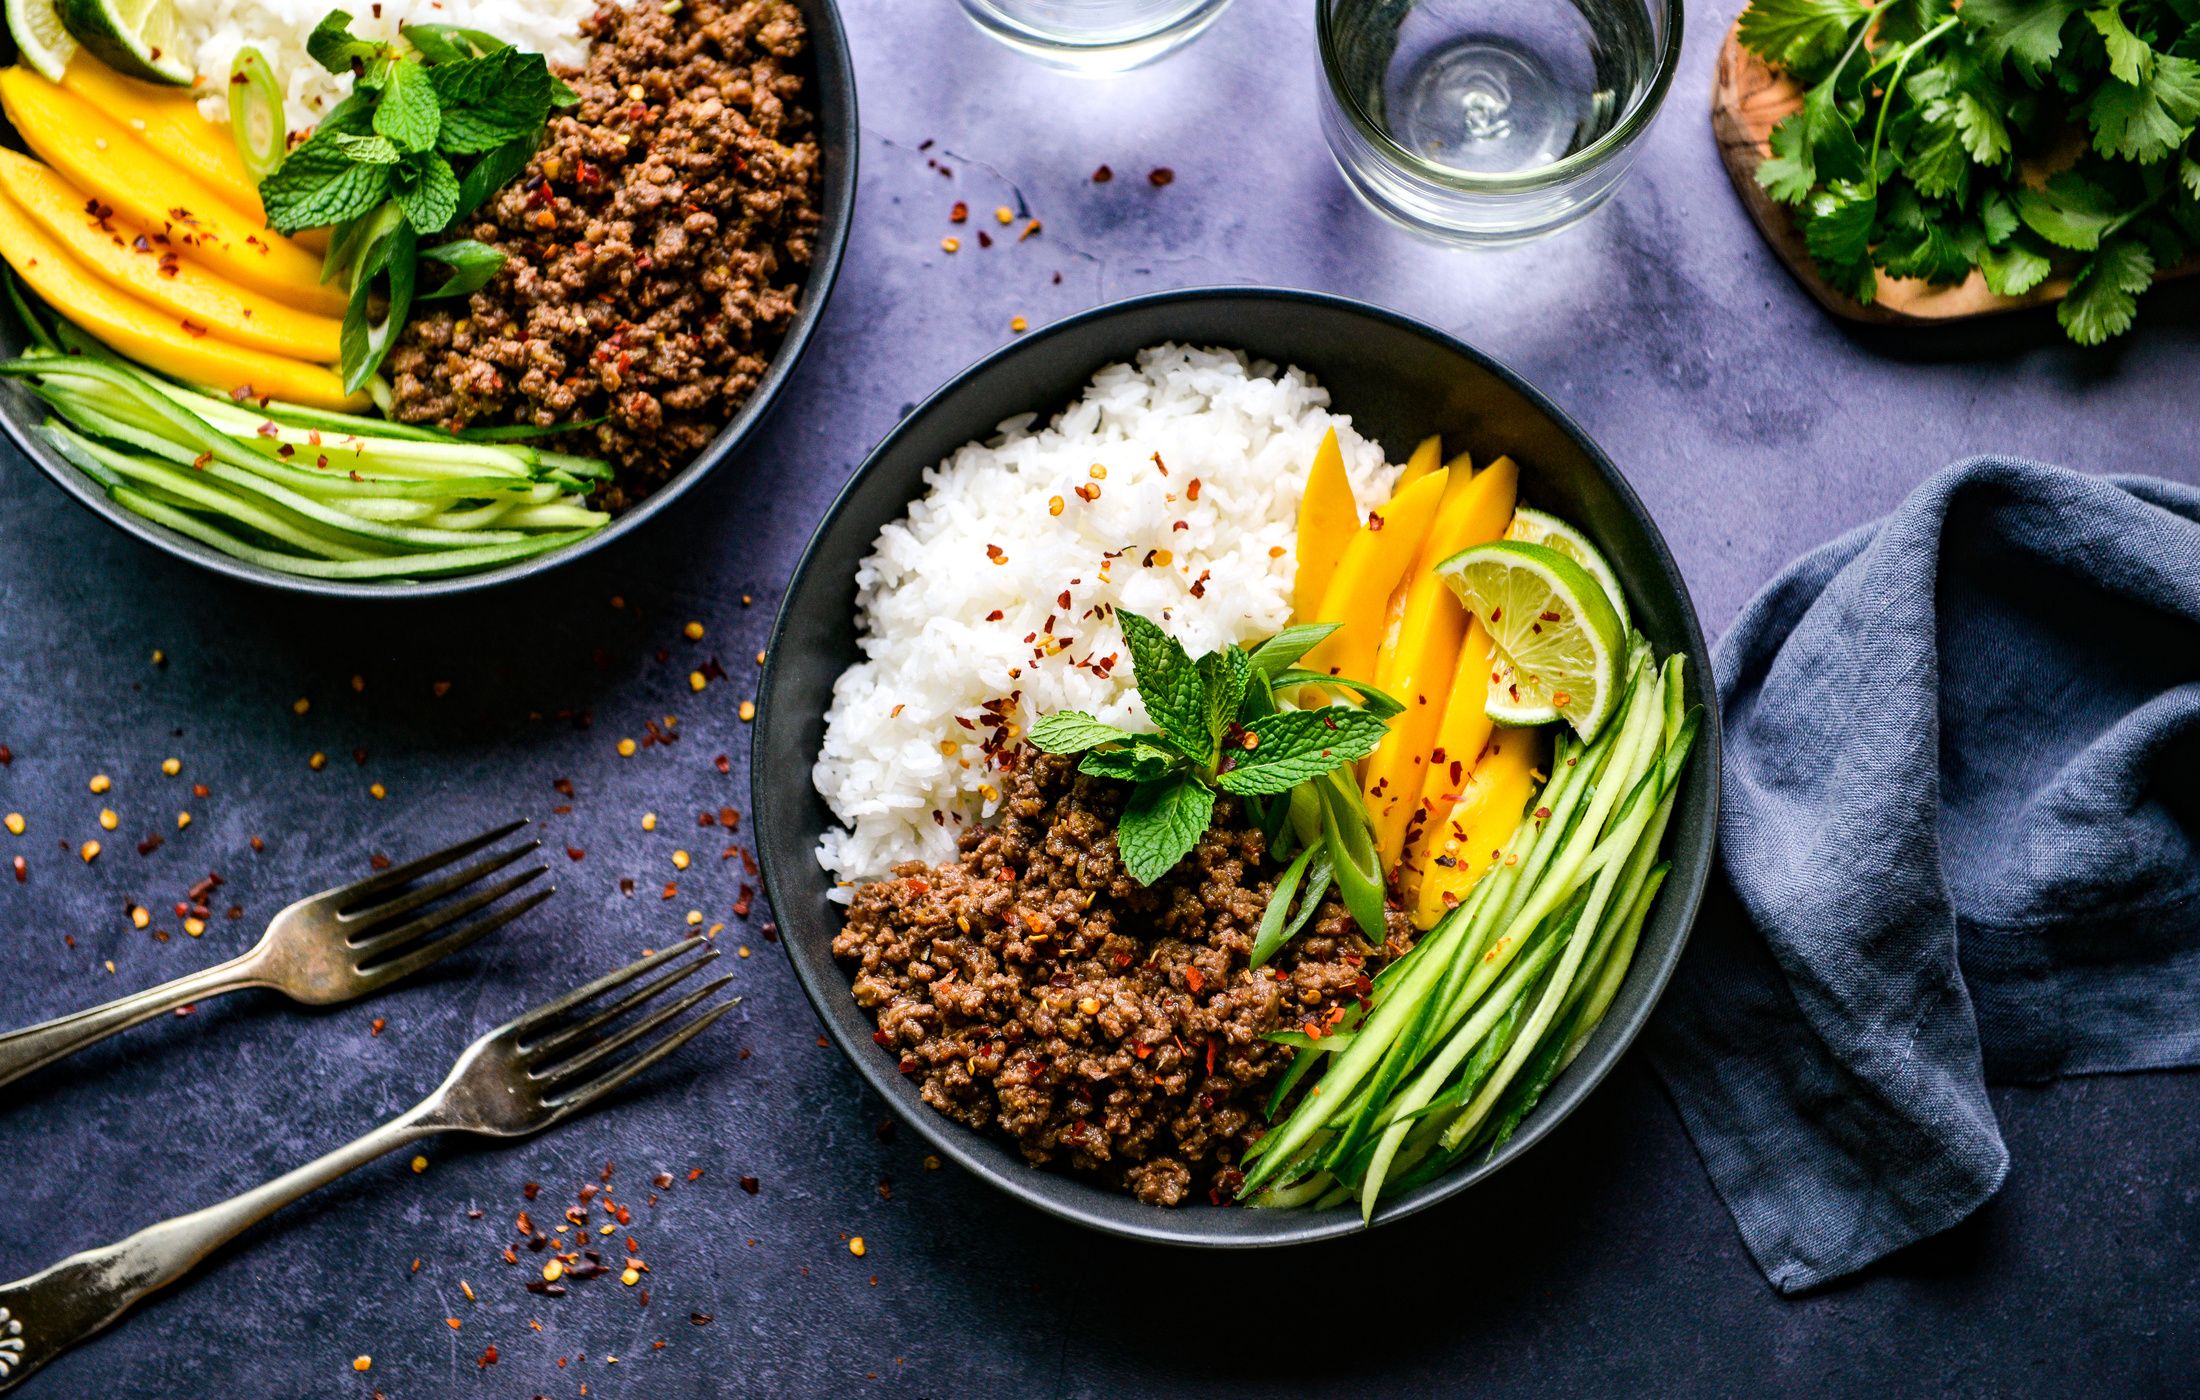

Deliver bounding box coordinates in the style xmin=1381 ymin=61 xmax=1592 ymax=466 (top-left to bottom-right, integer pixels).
xmin=0 ymin=151 xmax=341 ymax=361
xmin=1361 ymin=457 xmax=1520 ymax=869
xmin=1401 ymin=619 xmax=1498 ymax=901
xmin=1302 ymin=466 xmax=1451 ymax=682
xmin=1293 ymin=426 xmax=1361 ymax=620
xmin=1395 ymin=434 xmax=1442 ymax=490
xmin=0 ymin=185 xmax=365 ymax=410
xmin=0 ymin=67 xmax=344 ymax=316
xmin=1410 ymin=723 xmax=1544 ymax=930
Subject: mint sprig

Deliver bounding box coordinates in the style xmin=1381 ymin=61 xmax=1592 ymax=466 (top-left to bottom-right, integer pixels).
xmin=1028 ymin=609 xmax=1395 ymax=888
xmin=258 ymin=11 xmax=578 ymax=390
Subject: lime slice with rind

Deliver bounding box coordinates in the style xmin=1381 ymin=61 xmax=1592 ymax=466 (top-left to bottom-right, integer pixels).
xmin=1436 ymin=539 xmax=1626 ymax=741
xmin=60 ymin=0 xmax=190 ymax=84
xmin=1506 ymin=504 xmax=1630 ymax=634
xmin=8 ymin=0 xmax=77 ymax=81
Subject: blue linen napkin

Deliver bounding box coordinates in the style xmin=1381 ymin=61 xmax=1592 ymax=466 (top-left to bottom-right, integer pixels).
xmin=1649 ymin=456 xmax=2200 ymax=1294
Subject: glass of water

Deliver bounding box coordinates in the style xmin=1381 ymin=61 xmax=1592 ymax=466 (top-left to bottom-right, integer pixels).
xmin=1318 ymin=0 xmax=1682 ymax=244
xmin=960 ymin=0 xmax=1238 ymax=72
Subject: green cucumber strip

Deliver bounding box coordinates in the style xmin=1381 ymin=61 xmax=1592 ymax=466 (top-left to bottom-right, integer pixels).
xmin=49 ymin=427 xmax=379 ymax=561
xmin=110 ymin=487 xmax=590 ymax=579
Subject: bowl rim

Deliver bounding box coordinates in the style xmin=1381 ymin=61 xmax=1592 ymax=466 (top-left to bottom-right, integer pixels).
xmin=0 ymin=0 xmax=858 ymax=601
xmin=755 ymin=284 xmax=1721 ymax=1247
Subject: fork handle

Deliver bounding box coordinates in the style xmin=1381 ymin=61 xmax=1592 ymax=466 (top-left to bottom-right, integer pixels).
xmin=0 ymin=1108 xmax=435 ymax=1391
xmin=0 ymin=953 xmax=264 ymax=1092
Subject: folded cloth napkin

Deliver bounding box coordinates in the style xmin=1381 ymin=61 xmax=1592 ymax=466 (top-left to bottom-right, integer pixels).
xmin=1649 ymin=456 xmax=2200 ymax=1294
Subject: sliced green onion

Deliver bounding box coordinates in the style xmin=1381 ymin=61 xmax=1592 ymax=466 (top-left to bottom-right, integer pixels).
xmin=228 ymin=47 xmax=287 ymax=182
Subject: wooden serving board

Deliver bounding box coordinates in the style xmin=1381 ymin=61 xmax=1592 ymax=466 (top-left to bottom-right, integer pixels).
xmin=1711 ymin=19 xmax=2194 ymax=326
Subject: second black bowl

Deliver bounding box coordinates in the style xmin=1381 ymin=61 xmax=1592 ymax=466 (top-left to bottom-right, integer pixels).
xmin=754 ymin=286 xmax=1721 ymax=1246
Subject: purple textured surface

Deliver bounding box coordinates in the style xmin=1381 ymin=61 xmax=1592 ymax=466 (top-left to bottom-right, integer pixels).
xmin=0 ymin=1 xmax=2195 ymax=1395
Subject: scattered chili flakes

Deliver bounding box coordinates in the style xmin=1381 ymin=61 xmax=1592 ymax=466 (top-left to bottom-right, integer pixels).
xmin=1148 ymin=167 xmax=1175 ymax=186
xmin=370 ymin=1017 xmax=385 ymax=1037
xmin=1092 ymin=164 xmax=1113 ymax=182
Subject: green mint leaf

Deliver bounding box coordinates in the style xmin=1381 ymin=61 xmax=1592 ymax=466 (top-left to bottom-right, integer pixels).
xmin=1978 ymin=236 xmax=2054 ymax=295
xmin=2086 ymin=54 xmax=2200 ymax=162
xmin=1247 ymin=623 xmax=1339 ymax=677
xmin=1736 ymin=0 xmax=1872 ymax=72
xmin=1028 ymin=711 xmax=1137 ymax=754
xmin=549 ymin=75 xmax=581 ymax=108
xmin=1078 ymin=741 xmax=1182 ymax=784
xmin=394 ymin=153 xmax=461 ymax=233
xmin=258 ymin=135 xmax=391 ymax=234
xmin=417 ymin=238 xmax=505 ymax=298
xmin=1963 ymin=0 xmax=2084 ymax=79
xmin=402 ymin=24 xmax=477 ymax=64
xmin=2058 ymin=238 xmax=2154 ymax=343
xmin=438 ymin=105 xmax=537 ymax=155
xmin=374 ymin=59 xmax=443 ymax=153
xmin=1115 ymin=773 xmax=1213 ymax=886
xmin=1117 ymin=609 xmax=1212 ymax=762
xmin=2016 ymin=171 xmax=2122 ymax=249
xmin=334 ymin=132 xmax=401 ymax=164
xmin=1198 ymin=646 xmax=1252 ymax=746
xmin=430 ymin=49 xmax=556 ymax=151
xmin=1213 ymin=708 xmax=1392 ymax=796
xmin=451 ymin=134 xmax=537 ymax=224
xmin=306 ymin=9 xmax=384 ymax=74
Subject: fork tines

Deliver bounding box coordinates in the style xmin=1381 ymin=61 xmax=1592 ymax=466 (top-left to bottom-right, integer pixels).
xmin=337 ymin=818 xmax=551 ymax=982
xmin=519 ymin=942 xmax=738 ymax=1110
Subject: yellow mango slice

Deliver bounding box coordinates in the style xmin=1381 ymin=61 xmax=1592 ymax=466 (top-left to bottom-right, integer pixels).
xmin=1400 ymin=620 xmax=1498 ymax=901
xmin=56 ymin=59 xmax=329 ymax=255
xmin=0 ymin=185 xmax=365 ymax=410
xmin=1362 ymin=457 xmax=1520 ymax=870
xmin=0 ymin=67 xmax=344 ymax=316
xmin=0 ymin=151 xmax=341 ymax=362
xmin=1411 ymin=723 xmax=1544 ymax=930
xmin=1394 ymin=434 xmax=1442 ymax=489
xmin=1302 ymin=466 xmax=1451 ymax=682
xmin=1293 ymin=426 xmax=1361 ymax=620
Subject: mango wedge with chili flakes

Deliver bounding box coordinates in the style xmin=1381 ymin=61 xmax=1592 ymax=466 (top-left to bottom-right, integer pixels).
xmin=0 ymin=66 xmax=344 ymax=316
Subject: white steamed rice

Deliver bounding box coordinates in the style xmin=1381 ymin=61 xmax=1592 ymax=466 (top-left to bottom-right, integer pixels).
xmin=173 ymin=0 xmax=609 ymax=136
xmin=812 ymin=344 xmax=1401 ymax=895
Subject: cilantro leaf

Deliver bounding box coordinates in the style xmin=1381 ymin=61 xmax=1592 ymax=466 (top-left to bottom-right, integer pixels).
xmin=1737 ymin=0 xmax=1873 ymax=71
xmin=1117 ymin=609 xmax=1212 ymax=762
xmin=2087 ymin=53 xmax=2200 ymax=160
xmin=1980 ymin=186 xmax=2022 ymax=243
xmin=393 ymin=153 xmax=462 ymax=234
xmin=1214 ymin=708 xmax=1392 ymax=796
xmin=1963 ymin=0 xmax=2085 ymax=79
xmin=1803 ymin=182 xmax=1877 ymax=263
xmin=1978 ymin=235 xmax=2055 ymax=294
xmin=1029 ymin=711 xmax=1138 ymax=755
xmin=374 ymin=58 xmax=442 ymax=153
xmin=306 ymin=9 xmax=384 ymax=74
xmin=2058 ymin=238 xmax=2155 ymax=341
xmin=1757 ymin=75 xmax=1871 ymax=205
xmin=2016 ymin=170 xmax=2125 ymax=247
xmin=2183 ymin=155 xmax=2200 ymax=198
xmin=2087 ymin=2 xmax=2152 ymax=84
xmin=1114 ymin=773 xmax=1214 ymax=886
xmin=258 ymin=134 xmax=393 ymax=233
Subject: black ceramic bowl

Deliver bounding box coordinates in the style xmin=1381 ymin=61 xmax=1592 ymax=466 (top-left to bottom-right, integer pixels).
xmin=754 ymin=287 xmax=1721 ymax=1247
xmin=0 ymin=0 xmax=855 ymax=599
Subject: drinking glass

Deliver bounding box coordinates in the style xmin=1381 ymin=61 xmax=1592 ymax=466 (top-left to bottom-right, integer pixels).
xmin=1318 ymin=0 xmax=1683 ymax=244
xmin=958 ymin=0 xmax=1237 ymax=72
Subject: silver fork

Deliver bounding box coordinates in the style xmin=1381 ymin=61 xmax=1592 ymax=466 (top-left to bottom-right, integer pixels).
xmin=0 ymin=819 xmax=550 ymax=1091
xmin=0 ymin=941 xmax=736 ymax=1392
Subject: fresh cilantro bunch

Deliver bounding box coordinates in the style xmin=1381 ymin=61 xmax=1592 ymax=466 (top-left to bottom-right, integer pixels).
xmin=1028 ymin=611 xmax=1397 ymax=895
xmin=258 ymin=12 xmax=579 ymax=390
xmin=1740 ymin=0 xmax=2200 ymax=343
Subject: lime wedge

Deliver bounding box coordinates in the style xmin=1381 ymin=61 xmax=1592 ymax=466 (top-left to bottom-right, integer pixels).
xmin=59 ymin=0 xmax=190 ymax=84
xmin=7 ymin=0 xmax=77 ymax=81
xmin=1436 ymin=539 xmax=1626 ymax=741
xmin=1505 ymin=505 xmax=1630 ymax=634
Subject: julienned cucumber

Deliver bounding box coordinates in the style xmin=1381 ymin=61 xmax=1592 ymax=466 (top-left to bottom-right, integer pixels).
xmin=1242 ymin=641 xmax=1699 ymax=1218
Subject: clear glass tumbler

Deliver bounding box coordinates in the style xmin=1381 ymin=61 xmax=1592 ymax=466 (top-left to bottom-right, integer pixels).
xmin=958 ymin=0 xmax=1237 ymax=73
xmin=1318 ymin=0 xmax=1682 ymax=244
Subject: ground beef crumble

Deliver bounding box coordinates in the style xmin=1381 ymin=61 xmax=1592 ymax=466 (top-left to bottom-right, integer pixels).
xmin=834 ymin=753 xmax=1412 ymax=1206
xmin=387 ymin=0 xmax=822 ymax=511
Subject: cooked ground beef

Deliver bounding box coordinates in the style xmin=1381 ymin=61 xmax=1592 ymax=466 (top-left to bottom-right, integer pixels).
xmin=834 ymin=753 xmax=1412 ymax=1207
xmin=387 ymin=0 xmax=822 ymax=511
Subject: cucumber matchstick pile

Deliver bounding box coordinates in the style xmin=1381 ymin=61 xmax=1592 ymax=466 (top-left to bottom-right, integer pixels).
xmin=1 ymin=280 xmax=609 ymax=581
xmin=1242 ymin=640 xmax=1700 ymax=1218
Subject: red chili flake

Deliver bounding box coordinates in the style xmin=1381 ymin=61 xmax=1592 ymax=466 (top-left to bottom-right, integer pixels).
xmin=690 ymin=1312 xmax=714 ymax=1326
xmin=370 ymin=1017 xmax=385 ymax=1037
xmin=732 ymin=885 xmax=754 ymax=918
xmin=0 ymin=746 xmax=10 ymax=766
xmin=478 ymin=1345 xmax=498 ymax=1367
xmin=949 ymin=201 xmax=968 ymax=223
xmin=553 ymin=777 xmax=575 ymax=797
xmin=1092 ymin=164 xmax=1113 ymax=182
xmin=714 ymin=753 xmax=731 ymax=774
xmin=688 ymin=1168 xmax=704 ymax=1181
xmin=369 ymin=853 xmax=392 ymax=870
xmin=985 ymin=609 xmax=1004 ymax=621
xmin=739 ymin=1175 xmax=759 ymax=1194
xmin=1148 ymin=167 xmax=1175 ymax=187
xmin=11 ymin=856 xmax=23 ymax=883
xmin=523 ymin=1182 xmax=541 ymax=1200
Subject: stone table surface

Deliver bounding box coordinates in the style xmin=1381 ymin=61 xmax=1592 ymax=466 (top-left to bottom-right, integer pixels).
xmin=0 ymin=2 xmax=2195 ymax=1397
